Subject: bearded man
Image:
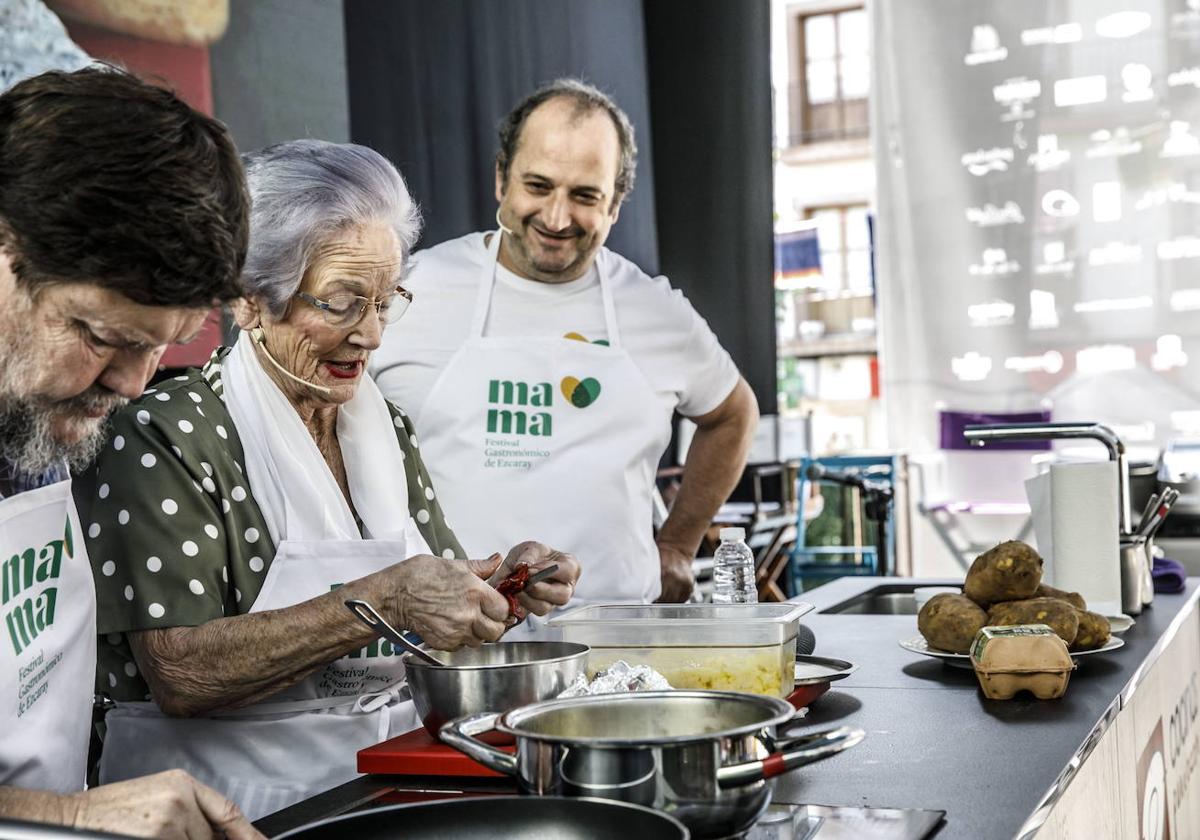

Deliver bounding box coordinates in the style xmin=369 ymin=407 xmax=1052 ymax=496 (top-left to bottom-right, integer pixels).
xmin=0 ymin=66 xmax=260 ymax=840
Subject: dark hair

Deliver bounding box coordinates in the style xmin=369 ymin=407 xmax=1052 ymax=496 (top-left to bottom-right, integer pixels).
xmin=495 ymin=78 xmax=637 ymax=207
xmin=0 ymin=66 xmax=249 ymax=307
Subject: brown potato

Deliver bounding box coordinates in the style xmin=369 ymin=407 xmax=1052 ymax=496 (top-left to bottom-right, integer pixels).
xmin=1070 ymin=610 xmax=1111 ymax=652
xmin=964 ymin=541 xmax=1043 ymax=605
xmin=987 ymin=598 xmax=1079 ymax=645
xmin=1034 ymin=583 xmax=1086 ymax=611
xmin=919 ymin=593 xmax=988 ymax=654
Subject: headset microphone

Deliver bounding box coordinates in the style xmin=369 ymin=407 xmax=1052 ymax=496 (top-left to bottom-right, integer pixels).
xmin=495 ymin=208 xmax=515 ymax=237
xmin=249 ymin=327 xmax=334 ymax=396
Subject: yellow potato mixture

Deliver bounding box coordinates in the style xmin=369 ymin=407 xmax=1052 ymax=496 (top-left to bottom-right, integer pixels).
xmin=588 ymin=647 xmax=791 ymax=697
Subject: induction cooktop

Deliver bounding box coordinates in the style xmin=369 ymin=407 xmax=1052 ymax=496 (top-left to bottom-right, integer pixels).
xmin=748 ymin=803 xmax=944 ymax=840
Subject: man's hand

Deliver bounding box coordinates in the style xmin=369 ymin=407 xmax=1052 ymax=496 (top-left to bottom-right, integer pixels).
xmin=654 ymin=542 xmax=695 ymax=603
xmin=653 ymin=378 xmax=756 ymax=603
xmin=69 ymin=769 xmax=263 ymax=840
xmin=366 ymin=554 xmax=511 ymax=649
xmin=489 ymin=541 xmax=582 ymax=620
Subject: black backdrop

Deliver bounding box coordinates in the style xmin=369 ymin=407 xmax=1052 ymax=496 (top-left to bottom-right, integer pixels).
xmin=343 ymin=0 xmax=776 ymax=413
xmin=643 ymin=0 xmax=776 ymax=412
xmin=343 ymin=0 xmax=658 ymax=273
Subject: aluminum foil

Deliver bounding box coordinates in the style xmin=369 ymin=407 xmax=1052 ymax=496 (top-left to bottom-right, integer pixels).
xmin=558 ymin=660 xmax=673 ymax=697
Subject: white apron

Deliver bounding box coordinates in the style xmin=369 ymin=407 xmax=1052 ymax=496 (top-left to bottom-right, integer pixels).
xmin=417 ymin=231 xmax=672 ymax=605
xmin=0 ymin=479 xmax=96 ymax=793
xmin=98 ymin=539 xmax=419 ymax=821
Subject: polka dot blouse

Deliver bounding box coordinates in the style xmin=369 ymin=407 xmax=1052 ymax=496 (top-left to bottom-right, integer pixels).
xmin=74 ymin=349 xmax=465 ymax=702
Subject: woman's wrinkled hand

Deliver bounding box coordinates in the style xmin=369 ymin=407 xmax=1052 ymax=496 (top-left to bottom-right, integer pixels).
xmin=70 ymin=769 xmax=263 ymax=840
xmin=364 ymin=553 xmax=511 ymax=649
xmin=490 ymin=541 xmax=582 ymax=618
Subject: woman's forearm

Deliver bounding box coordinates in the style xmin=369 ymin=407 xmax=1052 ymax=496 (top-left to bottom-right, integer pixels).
xmin=129 ymin=575 xmax=391 ymax=717
xmin=0 ymin=787 xmax=75 ymax=827
xmin=128 ymin=551 xmax=521 ymax=717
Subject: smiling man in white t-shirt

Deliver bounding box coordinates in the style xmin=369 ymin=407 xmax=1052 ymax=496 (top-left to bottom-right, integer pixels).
xmin=371 ymin=79 xmax=758 ymax=604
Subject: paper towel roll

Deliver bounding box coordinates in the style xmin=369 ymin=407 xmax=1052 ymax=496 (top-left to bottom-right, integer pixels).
xmin=1025 ymin=471 xmax=1053 ymax=579
xmin=1024 ymin=461 xmax=1121 ymax=615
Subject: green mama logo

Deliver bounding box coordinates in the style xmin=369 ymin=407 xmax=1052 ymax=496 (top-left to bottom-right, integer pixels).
xmin=4 ymin=517 xmax=73 ymax=656
xmin=487 ymin=380 xmax=553 ymax=436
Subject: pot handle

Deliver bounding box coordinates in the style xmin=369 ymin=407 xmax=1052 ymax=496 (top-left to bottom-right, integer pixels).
xmin=716 ymin=725 xmax=865 ymax=788
xmin=439 ymin=712 xmax=519 ymax=776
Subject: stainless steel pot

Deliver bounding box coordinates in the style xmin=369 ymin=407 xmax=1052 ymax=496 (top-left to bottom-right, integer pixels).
xmin=440 ymin=690 xmax=864 ymax=839
xmin=404 ymin=641 xmax=588 ymax=735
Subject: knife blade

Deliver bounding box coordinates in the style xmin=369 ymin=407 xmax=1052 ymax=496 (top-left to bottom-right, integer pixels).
xmin=523 ymin=563 xmax=559 ymax=589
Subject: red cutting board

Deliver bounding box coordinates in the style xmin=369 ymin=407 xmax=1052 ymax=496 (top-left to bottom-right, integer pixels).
xmin=358 ymin=727 xmax=514 ymax=777
xmin=358 ymin=683 xmax=828 ymax=778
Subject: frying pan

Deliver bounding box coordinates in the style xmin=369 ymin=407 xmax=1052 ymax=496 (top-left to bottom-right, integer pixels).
xmin=0 ymin=821 xmax=130 ymax=839
xmin=271 ymin=796 xmax=689 ymax=839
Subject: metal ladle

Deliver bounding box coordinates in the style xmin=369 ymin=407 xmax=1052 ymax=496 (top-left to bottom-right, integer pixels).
xmin=345 ymin=599 xmax=447 ymax=667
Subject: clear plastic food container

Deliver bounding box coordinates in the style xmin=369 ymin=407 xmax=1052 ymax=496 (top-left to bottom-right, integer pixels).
xmin=547 ymin=603 xmax=813 ymax=697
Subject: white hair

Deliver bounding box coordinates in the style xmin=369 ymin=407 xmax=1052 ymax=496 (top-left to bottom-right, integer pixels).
xmin=240 ymin=140 xmax=422 ymax=316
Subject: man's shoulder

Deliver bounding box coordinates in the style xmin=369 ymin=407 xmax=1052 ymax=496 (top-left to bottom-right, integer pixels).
xmin=408 ymin=231 xmax=488 ymax=285
xmin=600 ymin=248 xmax=694 ymax=315
xmin=601 ymin=248 xmax=675 ymax=293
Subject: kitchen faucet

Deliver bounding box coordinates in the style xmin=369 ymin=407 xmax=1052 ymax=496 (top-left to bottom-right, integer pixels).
xmin=962 ymin=422 xmax=1131 ymax=536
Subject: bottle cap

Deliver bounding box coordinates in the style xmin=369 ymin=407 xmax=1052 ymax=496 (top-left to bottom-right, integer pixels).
xmin=720 ymin=527 xmax=746 ymax=541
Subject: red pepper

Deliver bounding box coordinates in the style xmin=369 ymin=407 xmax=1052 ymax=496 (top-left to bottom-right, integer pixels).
xmin=496 ymin=563 xmax=531 ymax=617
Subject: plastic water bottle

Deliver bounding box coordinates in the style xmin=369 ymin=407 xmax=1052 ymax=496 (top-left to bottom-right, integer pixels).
xmin=712 ymin=527 xmax=757 ymax=603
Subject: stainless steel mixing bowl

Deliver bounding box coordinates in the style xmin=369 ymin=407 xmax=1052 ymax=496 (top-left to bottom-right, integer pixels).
xmin=403 ymin=641 xmax=588 ymax=735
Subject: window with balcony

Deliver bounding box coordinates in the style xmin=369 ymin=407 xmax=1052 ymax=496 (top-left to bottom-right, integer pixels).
xmin=775 ymin=202 xmax=875 ymax=364
xmin=807 ymin=204 xmax=873 ymax=295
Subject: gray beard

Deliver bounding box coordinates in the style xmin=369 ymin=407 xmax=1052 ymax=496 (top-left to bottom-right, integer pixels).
xmin=0 ymin=328 xmax=127 ymax=477
xmin=0 ymin=398 xmax=111 ymax=475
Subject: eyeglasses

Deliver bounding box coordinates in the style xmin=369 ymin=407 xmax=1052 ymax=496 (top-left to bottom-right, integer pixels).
xmin=294 ymin=286 xmax=413 ymax=329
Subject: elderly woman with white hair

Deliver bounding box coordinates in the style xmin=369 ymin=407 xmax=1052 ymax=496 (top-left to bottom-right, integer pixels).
xmin=74 ymin=140 xmax=581 ymax=819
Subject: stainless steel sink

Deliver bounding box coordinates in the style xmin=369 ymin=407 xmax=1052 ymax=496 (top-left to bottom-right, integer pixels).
xmin=820 ymin=584 xmax=923 ymax=615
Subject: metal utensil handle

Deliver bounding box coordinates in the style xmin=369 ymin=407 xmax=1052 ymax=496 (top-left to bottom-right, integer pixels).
xmin=716 ymin=725 xmax=865 ymax=788
xmin=1154 ymin=489 xmax=1181 ymax=533
xmin=439 ymin=712 xmax=519 ymax=776
xmin=1137 ymin=491 xmax=1163 ymax=534
xmin=1140 ymin=489 xmax=1179 ymax=539
xmin=524 ymin=563 xmax=560 ymax=588
xmin=344 ymin=599 xmax=445 ymax=667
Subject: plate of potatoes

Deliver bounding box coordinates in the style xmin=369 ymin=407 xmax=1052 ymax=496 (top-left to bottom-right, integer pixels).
xmin=904 ymin=539 xmax=1127 ymax=666
xmin=900 ymin=632 xmax=1124 ymax=668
